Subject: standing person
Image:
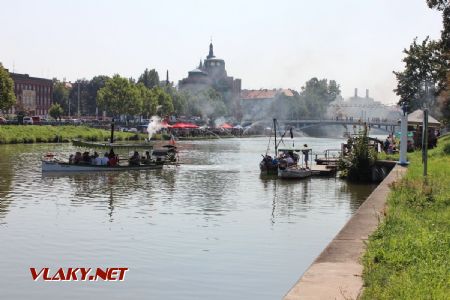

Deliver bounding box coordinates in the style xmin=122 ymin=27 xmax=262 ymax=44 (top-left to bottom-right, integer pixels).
xmin=302 ymin=144 xmax=309 ymax=169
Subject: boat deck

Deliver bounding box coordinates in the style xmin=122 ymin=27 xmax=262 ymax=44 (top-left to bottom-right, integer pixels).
xmin=310 ymin=164 xmax=337 ymax=176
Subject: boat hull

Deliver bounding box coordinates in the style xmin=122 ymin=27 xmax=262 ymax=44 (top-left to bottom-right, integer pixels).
xmin=42 ymin=161 xmax=163 ymax=172
xmin=278 ymin=167 xmax=312 ymax=179
xmin=259 ymin=160 xmax=278 ymax=175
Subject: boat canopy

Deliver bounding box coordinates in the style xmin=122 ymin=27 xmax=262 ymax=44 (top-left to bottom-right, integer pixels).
xmin=278 ymin=147 xmax=311 ymax=152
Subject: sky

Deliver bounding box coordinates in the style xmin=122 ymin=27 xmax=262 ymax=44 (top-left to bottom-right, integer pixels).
xmin=0 ymin=0 xmax=444 ymax=104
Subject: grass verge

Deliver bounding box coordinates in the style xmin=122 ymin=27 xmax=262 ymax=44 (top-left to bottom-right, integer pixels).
xmin=0 ymin=125 xmax=143 ymax=144
xmin=361 ymin=134 xmax=450 ymax=299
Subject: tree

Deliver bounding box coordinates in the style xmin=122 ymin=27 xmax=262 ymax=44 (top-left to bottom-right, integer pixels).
xmin=426 ymin=1 xmax=450 ymax=122
xmin=165 ymin=86 xmax=188 ymax=115
xmin=52 ymin=79 xmax=71 ymax=114
xmin=138 ymin=69 xmax=160 ymax=89
xmin=151 ymin=87 xmax=174 ymax=116
xmin=96 ymin=75 xmax=142 ymax=117
xmin=393 ymin=37 xmax=447 ymax=115
xmin=300 ymin=78 xmax=341 ymax=118
xmin=48 ymin=103 xmax=64 ymax=120
xmin=0 ymin=63 xmax=16 ymax=113
xmin=426 ymin=0 xmax=450 ymax=51
xmin=186 ymin=88 xmax=227 ymax=124
xmin=86 ymin=75 xmax=109 ymax=116
xmin=137 ymin=83 xmax=158 ymax=118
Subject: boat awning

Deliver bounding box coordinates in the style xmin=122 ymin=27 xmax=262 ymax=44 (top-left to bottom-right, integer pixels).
xmin=278 ymin=147 xmax=311 ymax=152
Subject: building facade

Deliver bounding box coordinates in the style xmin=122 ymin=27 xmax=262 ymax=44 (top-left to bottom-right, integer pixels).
xmin=178 ymin=43 xmax=242 ymax=116
xmin=8 ymin=72 xmax=53 ymax=116
xmin=240 ymin=89 xmax=295 ymax=121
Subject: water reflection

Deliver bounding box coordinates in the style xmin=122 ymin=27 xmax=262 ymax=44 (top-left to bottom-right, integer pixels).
xmin=0 ymin=138 xmax=377 ymax=300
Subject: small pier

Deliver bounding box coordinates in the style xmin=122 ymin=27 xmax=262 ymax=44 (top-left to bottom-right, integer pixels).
xmin=311 ymin=164 xmax=337 ymax=176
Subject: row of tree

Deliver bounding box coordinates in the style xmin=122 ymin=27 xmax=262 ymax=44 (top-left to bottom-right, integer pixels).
xmin=394 ymin=0 xmax=450 ymax=123
xmin=269 ymin=78 xmax=341 ymax=120
xmin=49 ymin=69 xmax=230 ymax=124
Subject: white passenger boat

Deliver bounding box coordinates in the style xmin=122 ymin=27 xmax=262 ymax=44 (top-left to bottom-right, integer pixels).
xmin=42 ymin=160 xmax=163 ymax=172
xmin=42 ymin=118 xmax=175 ymax=173
xmin=277 ymin=146 xmax=313 ymax=180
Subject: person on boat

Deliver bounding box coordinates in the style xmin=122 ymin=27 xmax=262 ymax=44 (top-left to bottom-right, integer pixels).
xmin=108 ymin=149 xmax=116 ymax=159
xmin=82 ymin=152 xmax=91 ymax=163
xmin=69 ymin=154 xmax=74 ymax=164
xmin=141 ymin=151 xmax=152 ymax=164
xmin=129 ymin=151 xmax=141 ymax=166
xmin=286 ymin=155 xmax=295 ymax=166
xmin=302 ymin=144 xmax=309 ymax=169
xmin=100 ymin=152 xmax=109 ymax=166
xmin=108 ymin=155 xmax=117 ymax=167
xmin=74 ymin=152 xmax=82 ymax=164
xmin=92 ymin=152 xmax=102 ymax=165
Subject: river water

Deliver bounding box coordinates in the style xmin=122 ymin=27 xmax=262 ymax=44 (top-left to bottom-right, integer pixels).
xmin=0 ymin=137 xmax=376 ymax=300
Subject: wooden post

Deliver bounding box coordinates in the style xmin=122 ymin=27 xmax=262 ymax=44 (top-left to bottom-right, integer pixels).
xmin=422 ymin=109 xmax=428 ymax=176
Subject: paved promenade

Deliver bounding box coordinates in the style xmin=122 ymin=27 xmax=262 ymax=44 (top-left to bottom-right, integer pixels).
xmin=284 ymin=164 xmax=407 ymax=300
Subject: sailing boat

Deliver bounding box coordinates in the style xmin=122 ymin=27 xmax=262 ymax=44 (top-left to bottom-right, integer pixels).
xmin=259 ymin=119 xmax=279 ymax=175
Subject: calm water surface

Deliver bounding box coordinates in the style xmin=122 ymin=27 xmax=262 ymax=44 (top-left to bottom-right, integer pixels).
xmin=0 ymin=137 xmax=376 ymax=300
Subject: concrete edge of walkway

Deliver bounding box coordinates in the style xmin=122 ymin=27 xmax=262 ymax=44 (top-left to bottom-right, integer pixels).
xmin=283 ymin=163 xmax=407 ymax=300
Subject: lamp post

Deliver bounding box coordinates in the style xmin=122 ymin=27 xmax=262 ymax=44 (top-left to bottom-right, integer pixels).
xmin=398 ymin=101 xmax=409 ymax=165
xmin=77 ymin=80 xmax=81 ymax=118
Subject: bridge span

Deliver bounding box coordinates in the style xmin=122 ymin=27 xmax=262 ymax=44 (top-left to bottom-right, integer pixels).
xmin=277 ymin=118 xmax=400 ymax=132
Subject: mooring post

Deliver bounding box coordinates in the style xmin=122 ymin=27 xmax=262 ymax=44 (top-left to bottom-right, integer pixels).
xmin=422 ymin=109 xmax=428 ymax=176
xmin=398 ymin=102 xmax=409 ymax=165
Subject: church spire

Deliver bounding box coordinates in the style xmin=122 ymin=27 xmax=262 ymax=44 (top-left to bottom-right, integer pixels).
xmin=207 ymin=41 xmax=214 ymax=59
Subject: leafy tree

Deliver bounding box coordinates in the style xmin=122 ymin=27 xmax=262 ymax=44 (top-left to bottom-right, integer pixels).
xmin=86 ymin=75 xmax=109 ymax=116
xmin=137 ymin=83 xmax=158 ymax=118
xmin=138 ymin=68 xmax=160 ymax=89
xmin=0 ymin=63 xmax=16 ymax=113
xmin=97 ymin=75 xmax=142 ymax=117
xmin=393 ymin=37 xmax=447 ymax=115
xmin=426 ymin=0 xmax=450 ymax=51
xmin=68 ymin=79 xmax=89 ymax=116
xmin=426 ymin=1 xmax=450 ymax=122
xmin=187 ymin=88 xmax=227 ymax=124
xmin=165 ymin=86 xmax=188 ymax=115
xmin=338 ymin=126 xmax=377 ymax=182
xmin=52 ymin=79 xmax=71 ymax=114
xmin=151 ymin=87 xmax=173 ymax=116
xmin=300 ymin=78 xmax=341 ymax=118
xmin=48 ymin=103 xmax=64 ymax=120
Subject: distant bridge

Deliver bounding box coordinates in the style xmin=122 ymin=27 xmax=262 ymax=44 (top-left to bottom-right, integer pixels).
xmin=277 ymin=118 xmax=400 ymax=132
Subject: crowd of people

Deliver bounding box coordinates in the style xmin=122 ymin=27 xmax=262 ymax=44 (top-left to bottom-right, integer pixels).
xmin=262 ymin=144 xmax=310 ymax=170
xmin=69 ymin=149 xmax=118 ymax=166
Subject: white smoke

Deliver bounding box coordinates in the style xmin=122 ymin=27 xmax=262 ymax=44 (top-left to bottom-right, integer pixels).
xmin=147 ymin=116 xmax=162 ymax=140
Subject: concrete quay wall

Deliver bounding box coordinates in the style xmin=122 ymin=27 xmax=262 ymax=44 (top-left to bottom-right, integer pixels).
xmin=283 ymin=164 xmax=407 ymax=300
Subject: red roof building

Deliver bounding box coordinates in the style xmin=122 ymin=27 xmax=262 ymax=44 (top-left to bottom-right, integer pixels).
xmin=240 ymin=89 xmax=295 ymax=120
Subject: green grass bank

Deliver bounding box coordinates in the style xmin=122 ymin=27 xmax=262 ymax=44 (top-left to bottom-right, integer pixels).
xmin=0 ymin=125 xmax=142 ymax=144
xmin=361 ymin=134 xmax=450 ymax=299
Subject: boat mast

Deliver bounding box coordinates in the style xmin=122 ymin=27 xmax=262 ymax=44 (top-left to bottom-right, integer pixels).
xmin=273 ymin=118 xmax=277 ymax=156
xmin=110 ymin=118 xmax=115 ymax=144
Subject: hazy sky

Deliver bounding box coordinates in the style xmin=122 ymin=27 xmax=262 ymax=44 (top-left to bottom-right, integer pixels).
xmin=0 ymin=0 xmax=443 ymax=104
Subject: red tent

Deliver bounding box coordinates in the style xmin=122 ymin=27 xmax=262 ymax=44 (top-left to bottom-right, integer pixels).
xmin=219 ymin=123 xmax=233 ymax=129
xmin=171 ymin=122 xmax=199 ymax=129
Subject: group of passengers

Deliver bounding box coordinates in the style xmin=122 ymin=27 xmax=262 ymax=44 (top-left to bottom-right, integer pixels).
xmin=263 ymin=144 xmax=310 ymax=170
xmin=129 ymin=151 xmax=153 ymax=165
xmin=69 ymin=149 xmax=118 ymax=166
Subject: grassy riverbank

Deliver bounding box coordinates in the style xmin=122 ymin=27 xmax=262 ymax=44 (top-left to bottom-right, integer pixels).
xmin=361 ymin=134 xmax=450 ymax=299
xmin=0 ymin=125 xmax=142 ymax=144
